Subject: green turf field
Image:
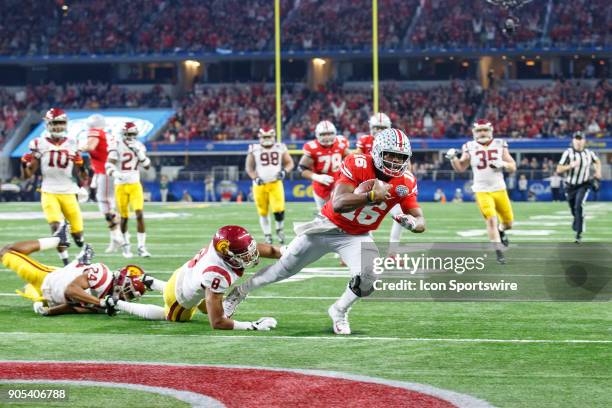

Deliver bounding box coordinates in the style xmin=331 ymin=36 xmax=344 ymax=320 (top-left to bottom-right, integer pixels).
xmin=0 ymin=201 xmax=610 ymax=407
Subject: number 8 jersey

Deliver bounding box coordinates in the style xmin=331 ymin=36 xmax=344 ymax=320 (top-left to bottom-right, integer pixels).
xmin=463 ymin=139 xmax=508 ymax=192
xmin=28 ymin=135 xmax=79 ymax=194
xmin=250 ymin=142 xmax=288 ymax=183
xmin=321 ymin=154 xmax=419 ymax=235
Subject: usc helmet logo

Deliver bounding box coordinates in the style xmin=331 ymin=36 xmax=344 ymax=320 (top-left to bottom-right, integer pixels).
xmin=215 ymin=239 xmax=230 ymax=254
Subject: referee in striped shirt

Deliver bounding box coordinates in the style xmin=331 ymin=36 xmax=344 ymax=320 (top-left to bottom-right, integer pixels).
xmin=556 ymin=131 xmax=602 ymax=243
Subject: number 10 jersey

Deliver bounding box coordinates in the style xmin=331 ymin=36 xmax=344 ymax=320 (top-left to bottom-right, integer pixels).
xmin=29 ymin=134 xmax=79 ymax=194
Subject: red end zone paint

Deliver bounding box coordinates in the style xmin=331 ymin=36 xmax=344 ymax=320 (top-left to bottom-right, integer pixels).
xmin=0 ymin=362 xmax=457 ymax=407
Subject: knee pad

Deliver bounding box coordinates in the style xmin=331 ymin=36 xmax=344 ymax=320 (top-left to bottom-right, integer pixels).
xmin=348 ymin=275 xmax=375 ymax=298
xmin=73 ymin=236 xmax=84 ymax=248
xmin=273 ymin=211 xmax=284 ymax=222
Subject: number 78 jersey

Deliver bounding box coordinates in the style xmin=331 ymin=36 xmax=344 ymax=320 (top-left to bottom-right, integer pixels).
xmin=321 ymin=154 xmax=419 ymax=235
xmin=463 ymin=139 xmax=508 ymax=192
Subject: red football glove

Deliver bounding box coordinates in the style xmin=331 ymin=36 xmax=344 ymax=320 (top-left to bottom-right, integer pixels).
xmin=20 ymin=153 xmax=33 ymax=165
xmin=71 ymin=152 xmax=84 ymax=165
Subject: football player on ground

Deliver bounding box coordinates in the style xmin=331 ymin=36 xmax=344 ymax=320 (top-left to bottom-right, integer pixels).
xmin=115 ymin=225 xmax=281 ymax=332
xmin=79 ymin=114 xmax=126 ymax=253
xmin=105 ymin=122 xmax=151 ymax=258
xmin=356 ymin=112 xmax=405 ymax=247
xmin=445 ymin=119 xmax=516 ymax=264
xmin=299 ymin=121 xmax=350 ymax=210
xmin=224 ymin=129 xmax=425 ymax=335
xmin=22 ymin=108 xmax=88 ymax=265
xmin=246 ymin=127 xmax=295 ymax=244
xmin=0 ymin=223 xmax=145 ymax=316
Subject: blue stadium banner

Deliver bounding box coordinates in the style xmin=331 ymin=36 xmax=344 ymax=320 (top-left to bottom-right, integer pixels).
xmin=11 ymin=109 xmax=174 ymax=158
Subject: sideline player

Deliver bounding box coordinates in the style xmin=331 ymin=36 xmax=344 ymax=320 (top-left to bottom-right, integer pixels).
xmin=79 ymin=114 xmax=125 ymax=253
xmin=0 ymin=223 xmax=145 ymax=316
xmin=445 ymin=119 xmax=516 ymax=263
xmin=356 ymin=112 xmax=405 ymax=246
xmin=115 ymin=225 xmax=280 ymax=331
xmin=298 ymin=121 xmax=350 ymax=210
xmin=22 ymin=108 xmax=87 ymax=265
xmin=105 ymin=122 xmax=151 ymax=258
xmin=246 ymin=127 xmax=294 ymax=244
xmin=224 ymin=129 xmax=425 ymax=335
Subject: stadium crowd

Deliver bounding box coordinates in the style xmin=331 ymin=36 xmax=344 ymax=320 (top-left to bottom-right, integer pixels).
xmin=0 ymin=0 xmax=608 ymax=55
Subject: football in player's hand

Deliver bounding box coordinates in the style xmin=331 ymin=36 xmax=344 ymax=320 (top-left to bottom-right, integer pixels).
xmin=354 ymin=179 xmax=378 ymax=194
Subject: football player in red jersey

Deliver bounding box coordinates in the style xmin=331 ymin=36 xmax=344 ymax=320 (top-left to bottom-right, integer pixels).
xmin=356 ymin=112 xmax=405 ymax=247
xmin=298 ymin=120 xmax=350 ymax=210
xmin=224 ymin=129 xmax=426 ymax=335
xmin=79 ymin=114 xmax=126 ymax=254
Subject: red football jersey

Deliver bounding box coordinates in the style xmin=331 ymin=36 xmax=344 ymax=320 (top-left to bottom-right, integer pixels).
xmin=356 ymin=134 xmax=375 ymax=154
xmin=303 ymin=136 xmax=349 ymax=200
xmin=321 ymin=153 xmax=419 ymax=235
xmin=88 ymin=128 xmax=110 ymax=174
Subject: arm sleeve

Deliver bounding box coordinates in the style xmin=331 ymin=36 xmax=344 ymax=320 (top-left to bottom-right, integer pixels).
xmin=303 ymin=142 xmax=313 ymax=158
xmin=399 ymin=175 xmax=419 ymax=213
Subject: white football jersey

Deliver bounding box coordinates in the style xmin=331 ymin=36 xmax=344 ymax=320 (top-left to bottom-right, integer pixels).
xmin=174 ymin=242 xmax=242 ymax=309
xmin=29 ymin=134 xmax=79 ymax=194
xmin=41 ymin=261 xmax=113 ymax=307
xmin=249 ymin=142 xmax=287 ymax=183
xmin=112 ymin=138 xmax=147 ymax=185
xmin=463 ymin=139 xmax=508 ymax=192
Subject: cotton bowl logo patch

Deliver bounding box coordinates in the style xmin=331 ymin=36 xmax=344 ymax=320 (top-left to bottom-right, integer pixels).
xmin=215 ymin=239 xmax=230 ymax=255
xmin=395 ymin=185 xmax=409 ymax=197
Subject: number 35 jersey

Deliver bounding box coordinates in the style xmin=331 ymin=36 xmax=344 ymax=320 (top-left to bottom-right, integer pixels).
xmin=463 ymin=139 xmax=508 ymax=192
xmin=29 ymin=134 xmax=79 ymax=194
xmin=321 ymin=154 xmax=419 ymax=235
xmin=111 ymin=138 xmax=147 ymax=185
xmin=250 ymin=142 xmax=287 ymax=183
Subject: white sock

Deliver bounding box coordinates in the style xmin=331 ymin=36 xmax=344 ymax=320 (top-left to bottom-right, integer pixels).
xmin=117 ymin=300 xmax=165 ymax=320
xmin=335 ymin=286 xmax=359 ymax=312
xmin=58 ymin=250 xmax=69 ymax=261
xmin=137 ymin=232 xmax=146 ymax=248
xmin=38 ymin=237 xmax=60 ymax=251
xmin=275 ymin=220 xmax=284 ymax=231
xmin=150 ymin=277 xmax=167 ymax=292
xmin=498 ymin=224 xmax=506 ymax=232
xmin=259 ymin=216 xmax=271 ymax=235
xmin=123 ymin=232 xmax=131 ymax=244
xmin=389 ymin=221 xmax=403 ymax=243
xmin=110 ymin=228 xmax=124 ymax=245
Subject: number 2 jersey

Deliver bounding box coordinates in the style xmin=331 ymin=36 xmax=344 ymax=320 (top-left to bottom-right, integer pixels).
xmin=110 ymin=138 xmax=147 ymax=185
xmin=463 ymin=139 xmax=508 ymax=192
xmin=42 ymin=261 xmax=113 ymax=307
xmin=321 ymin=154 xmax=419 ymax=235
xmin=29 ymin=134 xmax=79 ymax=194
xmin=249 ymin=142 xmax=288 ymax=183
xmin=303 ymin=136 xmax=350 ymax=200
xmin=174 ymin=242 xmax=243 ymax=309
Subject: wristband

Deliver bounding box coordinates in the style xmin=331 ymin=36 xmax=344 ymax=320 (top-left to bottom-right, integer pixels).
xmin=366 ymin=190 xmax=375 ymax=204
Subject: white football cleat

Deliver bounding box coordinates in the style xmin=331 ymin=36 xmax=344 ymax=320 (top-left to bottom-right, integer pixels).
xmin=138 ymin=246 xmax=151 ymax=258
xmin=223 ymin=287 xmax=247 ymax=318
xmin=328 ymin=304 xmax=351 ymax=335
xmin=122 ymin=244 xmax=133 ymax=259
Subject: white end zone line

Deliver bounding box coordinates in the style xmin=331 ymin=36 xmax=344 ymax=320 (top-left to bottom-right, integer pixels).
xmin=0 ymin=332 xmax=609 ymax=344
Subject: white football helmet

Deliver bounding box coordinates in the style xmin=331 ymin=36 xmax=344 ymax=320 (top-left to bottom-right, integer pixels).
xmin=315 ymin=120 xmax=336 ymax=147
xmin=87 ymin=114 xmax=106 ymax=129
xmin=472 ymin=119 xmax=494 ymax=144
xmin=121 ymin=122 xmax=139 ymax=141
xmin=371 ymin=128 xmax=412 ymax=177
xmin=44 ymin=108 xmax=68 ymax=139
xmin=258 ymin=127 xmax=275 ymax=147
xmin=369 ymin=112 xmax=391 ymax=135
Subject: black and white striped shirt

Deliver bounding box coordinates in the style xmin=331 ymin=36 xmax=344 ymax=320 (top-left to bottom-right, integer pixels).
xmin=558 ymin=148 xmax=599 ymax=186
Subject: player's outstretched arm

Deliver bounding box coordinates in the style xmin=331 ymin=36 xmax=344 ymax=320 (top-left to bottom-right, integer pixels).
xmin=0 ymin=240 xmax=41 ymax=258
xmin=396 ymin=207 xmax=426 ymax=233
xmin=257 ymin=243 xmax=283 ymax=259
xmin=207 ymin=290 xmax=277 ymax=331
xmin=332 ymin=181 xmax=389 ymax=213
xmin=64 ymin=275 xmax=106 ymax=309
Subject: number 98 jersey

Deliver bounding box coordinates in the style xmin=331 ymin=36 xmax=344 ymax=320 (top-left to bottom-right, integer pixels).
xmin=463 ymin=139 xmax=508 ymax=192
xmin=250 ymin=142 xmax=288 ymax=183
xmin=29 ymin=135 xmax=79 ymax=194
xmin=321 ymin=154 xmax=419 ymax=235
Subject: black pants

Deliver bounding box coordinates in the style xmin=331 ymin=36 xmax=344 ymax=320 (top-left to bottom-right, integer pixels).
xmin=551 ymin=187 xmax=561 ymax=201
xmin=565 ymin=183 xmax=590 ymax=234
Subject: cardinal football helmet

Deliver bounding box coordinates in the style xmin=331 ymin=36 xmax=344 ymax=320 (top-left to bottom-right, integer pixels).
xmin=113 ymin=265 xmax=146 ymax=300
xmin=258 ymin=127 xmax=276 ymax=147
xmin=472 ymin=119 xmax=494 ymax=144
xmin=213 ymin=226 xmax=259 ymax=269
xmin=121 ymin=122 xmax=139 ymax=141
xmin=44 ymin=108 xmax=68 ymax=139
